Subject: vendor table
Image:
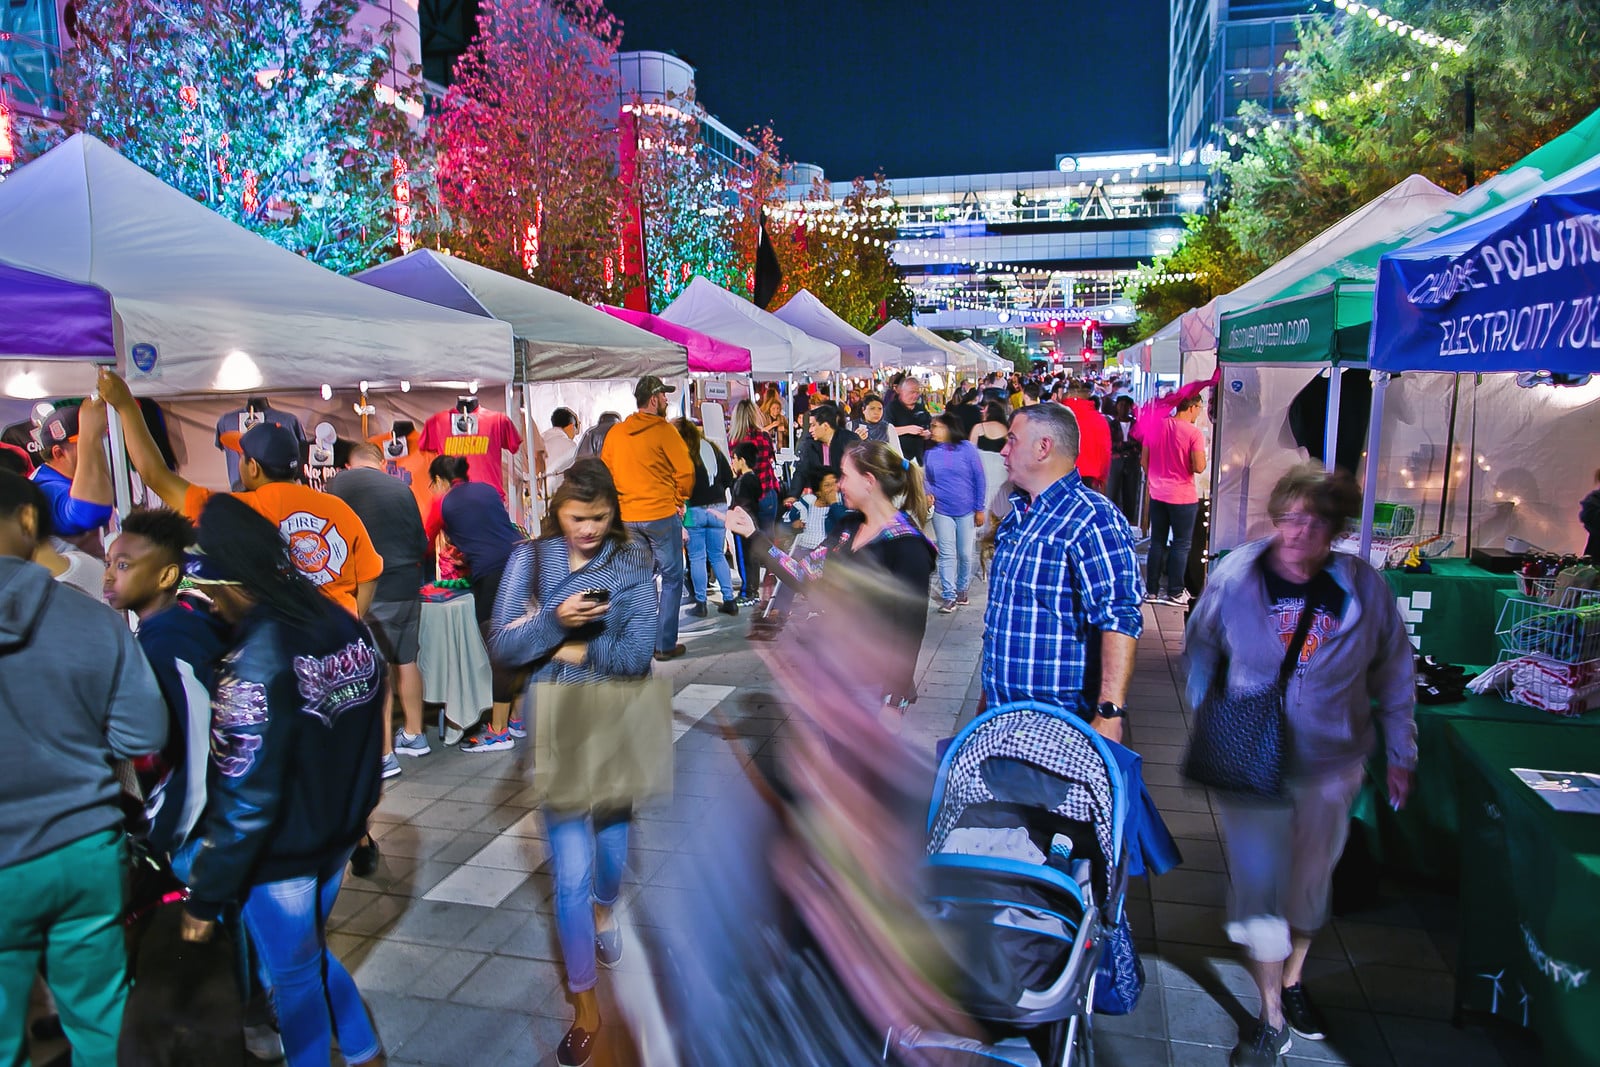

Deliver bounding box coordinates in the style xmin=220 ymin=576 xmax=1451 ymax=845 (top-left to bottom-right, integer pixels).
xmin=418 ymin=591 xmax=493 ymax=745
xmin=1381 ymin=559 xmax=1520 ymax=667
xmin=1351 ymin=689 xmax=1600 ymax=882
xmin=1450 ymin=719 xmax=1600 ymax=1064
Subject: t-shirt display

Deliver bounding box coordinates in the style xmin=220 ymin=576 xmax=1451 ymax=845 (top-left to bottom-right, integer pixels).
xmin=215 ymin=403 xmax=307 ymax=492
xmin=418 ymin=403 xmax=522 ymax=501
xmin=368 ymin=424 xmax=436 ymax=519
xmin=1263 ymin=566 xmax=1347 ymax=673
xmin=325 ymin=466 xmax=428 ymax=603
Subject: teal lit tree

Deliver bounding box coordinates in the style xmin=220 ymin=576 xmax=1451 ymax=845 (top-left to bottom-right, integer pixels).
xmin=54 ymin=0 xmax=431 ymax=272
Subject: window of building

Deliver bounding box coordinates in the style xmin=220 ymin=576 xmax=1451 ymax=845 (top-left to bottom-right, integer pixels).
xmin=1 ymin=0 xmax=63 ymax=115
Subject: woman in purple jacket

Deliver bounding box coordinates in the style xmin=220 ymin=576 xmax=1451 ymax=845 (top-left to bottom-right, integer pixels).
xmin=923 ymin=412 xmax=987 ymax=613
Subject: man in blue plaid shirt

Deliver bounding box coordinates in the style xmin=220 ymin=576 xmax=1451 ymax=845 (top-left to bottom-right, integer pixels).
xmin=982 ymin=402 xmax=1145 ymax=742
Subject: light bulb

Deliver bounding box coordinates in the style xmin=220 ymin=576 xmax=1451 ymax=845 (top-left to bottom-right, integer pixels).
xmin=321 ymin=384 xmax=333 ymax=401
xmin=400 ymin=380 xmax=411 ymax=393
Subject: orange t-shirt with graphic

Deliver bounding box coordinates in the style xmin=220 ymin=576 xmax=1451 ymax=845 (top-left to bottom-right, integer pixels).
xmin=367 ymin=430 xmax=437 ymax=519
xmin=183 ymin=482 xmax=384 ymax=615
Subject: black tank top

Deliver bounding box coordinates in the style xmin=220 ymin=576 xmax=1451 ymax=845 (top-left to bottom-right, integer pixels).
xmin=976 ymin=435 xmax=1006 ymax=453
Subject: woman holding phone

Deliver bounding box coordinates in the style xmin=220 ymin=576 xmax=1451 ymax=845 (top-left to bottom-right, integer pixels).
xmin=486 ymin=459 xmax=657 ymax=1067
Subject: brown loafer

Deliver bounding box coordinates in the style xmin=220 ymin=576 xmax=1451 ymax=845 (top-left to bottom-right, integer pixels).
xmin=557 ymin=1021 xmax=596 ymax=1066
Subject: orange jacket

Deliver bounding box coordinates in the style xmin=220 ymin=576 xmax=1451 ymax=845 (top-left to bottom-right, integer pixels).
xmin=600 ymin=411 xmax=695 ymax=523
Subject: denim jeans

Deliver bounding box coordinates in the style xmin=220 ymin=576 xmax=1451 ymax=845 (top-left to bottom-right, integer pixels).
xmin=545 ymin=808 xmax=631 ymax=994
xmin=1147 ymin=499 xmax=1199 ymax=597
xmin=237 ymin=849 xmax=380 ymax=1066
xmin=684 ymin=507 xmax=736 ymax=603
xmin=930 ymin=511 xmax=976 ymax=601
xmin=628 ymin=515 xmax=686 ymax=653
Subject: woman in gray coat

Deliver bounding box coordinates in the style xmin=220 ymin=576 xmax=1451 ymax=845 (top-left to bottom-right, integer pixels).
xmin=1184 ymin=464 xmax=1416 ymax=1067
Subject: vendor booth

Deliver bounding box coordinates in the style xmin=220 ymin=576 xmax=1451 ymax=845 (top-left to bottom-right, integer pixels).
xmin=660 ymin=276 xmax=837 ymax=379
xmin=0 ymin=260 xmax=117 ymax=394
xmin=872 ymin=320 xmax=954 ymax=370
xmin=773 ymin=289 xmax=900 ymax=373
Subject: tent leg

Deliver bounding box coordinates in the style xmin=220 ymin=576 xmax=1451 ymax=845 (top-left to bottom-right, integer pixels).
xmin=106 ymin=402 xmax=134 ymax=519
xmin=1357 ymin=372 xmax=1388 ymax=561
xmin=1323 ymin=365 xmax=1342 ymax=474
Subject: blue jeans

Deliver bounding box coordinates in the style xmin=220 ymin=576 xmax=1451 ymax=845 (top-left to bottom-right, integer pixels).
xmin=628 ymin=515 xmax=686 ymax=653
xmin=685 ymin=507 xmax=736 ymax=602
xmin=545 ymin=809 xmax=631 ymax=994
xmin=1147 ymin=499 xmax=1198 ymax=597
xmin=235 ymin=848 xmax=379 ymax=1066
xmin=930 ymin=512 xmax=976 ymax=601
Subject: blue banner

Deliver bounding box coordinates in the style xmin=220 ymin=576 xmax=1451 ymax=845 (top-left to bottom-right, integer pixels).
xmin=1372 ymin=175 xmax=1600 ymax=373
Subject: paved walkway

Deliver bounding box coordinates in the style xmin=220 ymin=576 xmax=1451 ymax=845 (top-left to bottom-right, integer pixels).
xmin=326 ymin=585 xmax=1543 ymax=1066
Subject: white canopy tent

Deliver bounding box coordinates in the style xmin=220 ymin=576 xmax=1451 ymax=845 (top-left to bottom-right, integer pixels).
xmin=958 ymin=338 xmax=1009 ymax=375
xmin=872 ymin=321 xmax=952 ymax=368
xmin=772 ymin=289 xmax=901 ymax=370
xmin=0 ymin=135 xmax=513 ymax=399
xmin=660 ymin=277 xmax=837 ymax=376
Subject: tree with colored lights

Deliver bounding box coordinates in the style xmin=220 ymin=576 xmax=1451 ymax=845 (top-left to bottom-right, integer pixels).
xmin=768 ymin=175 xmax=914 ymax=333
xmin=55 ymin=0 xmax=431 ymax=272
xmin=434 ymin=0 xmax=623 ymax=299
xmin=1222 ymin=1 xmax=1600 ymax=265
xmin=1124 ymin=211 xmax=1262 ymax=341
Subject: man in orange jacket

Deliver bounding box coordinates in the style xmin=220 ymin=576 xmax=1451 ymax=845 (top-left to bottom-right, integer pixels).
xmin=601 ymin=375 xmax=696 ymax=660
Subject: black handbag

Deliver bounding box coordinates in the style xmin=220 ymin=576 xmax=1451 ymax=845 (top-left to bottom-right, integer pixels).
xmin=1182 ymin=592 xmax=1315 ymax=799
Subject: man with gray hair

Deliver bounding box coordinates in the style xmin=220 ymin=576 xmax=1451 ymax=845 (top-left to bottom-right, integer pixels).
xmin=981 ymin=402 xmax=1144 ymax=741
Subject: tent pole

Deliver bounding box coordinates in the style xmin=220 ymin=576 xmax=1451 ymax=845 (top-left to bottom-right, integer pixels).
xmin=1323 ymin=365 xmax=1342 ymax=474
xmin=1437 ymin=375 xmax=1461 ymax=536
xmin=105 ymin=401 xmax=134 ymax=519
xmin=1464 ymin=375 xmax=1480 ymax=557
xmin=1358 ymin=372 xmax=1388 ymax=561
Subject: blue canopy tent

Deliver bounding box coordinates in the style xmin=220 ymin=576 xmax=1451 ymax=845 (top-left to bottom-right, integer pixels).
xmin=1361 ymin=154 xmax=1600 ymax=556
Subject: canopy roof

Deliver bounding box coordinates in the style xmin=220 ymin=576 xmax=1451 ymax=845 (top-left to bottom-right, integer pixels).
xmin=1136 ymin=317 xmax=1183 ymax=375
xmin=1372 ymin=148 xmax=1600 ymax=373
xmin=912 ymin=325 xmax=979 ymax=369
xmin=0 ymin=260 xmax=117 ymax=398
xmin=1182 ymin=174 xmax=1454 ymax=360
xmin=659 ymin=277 xmax=837 ymax=375
xmin=772 ymin=290 xmax=899 ymax=369
xmin=599 ymin=305 xmax=751 ymax=374
xmin=357 ymin=250 xmax=683 ymax=383
xmin=958 ymin=338 xmax=1009 ymax=373
xmin=0 ymin=135 xmax=512 ymax=398
xmin=872 ymin=321 xmax=953 ymax=367
xmin=1220 ymin=108 xmax=1600 ymax=366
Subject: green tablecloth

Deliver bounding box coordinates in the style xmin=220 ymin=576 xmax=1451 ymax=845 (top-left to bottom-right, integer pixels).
xmin=1351 ymin=689 xmax=1600 ymax=881
xmin=1450 ymin=719 xmax=1600 ymax=1064
xmin=1382 ymin=559 xmax=1519 ymax=666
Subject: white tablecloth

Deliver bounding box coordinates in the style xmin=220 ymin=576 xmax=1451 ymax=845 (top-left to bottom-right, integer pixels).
xmin=418 ymin=593 xmax=493 ymax=745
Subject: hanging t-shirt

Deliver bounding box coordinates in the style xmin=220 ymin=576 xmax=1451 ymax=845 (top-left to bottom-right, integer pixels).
xmin=368 ymin=430 xmax=437 ymax=519
xmin=215 ymin=407 xmax=307 ymax=492
xmin=182 ymin=482 xmax=384 ymax=616
xmin=1263 ymin=566 xmax=1346 ymax=673
xmin=418 ymin=408 xmax=522 ymax=501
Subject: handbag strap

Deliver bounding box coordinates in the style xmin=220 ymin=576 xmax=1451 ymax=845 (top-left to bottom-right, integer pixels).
xmin=1275 ymin=593 xmax=1318 ymax=691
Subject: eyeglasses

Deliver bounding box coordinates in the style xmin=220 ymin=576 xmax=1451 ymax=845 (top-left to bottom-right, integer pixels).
xmin=1273 ymin=512 xmax=1336 ymax=534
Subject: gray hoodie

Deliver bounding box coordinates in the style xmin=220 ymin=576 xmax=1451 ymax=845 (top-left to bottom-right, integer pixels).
xmin=1183 ymin=538 xmax=1417 ymax=777
xmin=0 ymin=556 xmax=167 ymax=869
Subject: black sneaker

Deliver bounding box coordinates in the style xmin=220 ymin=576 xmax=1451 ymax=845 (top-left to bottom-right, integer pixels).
xmin=1281 ymin=983 xmax=1326 ymax=1040
xmin=1229 ymin=1019 xmax=1291 ymax=1067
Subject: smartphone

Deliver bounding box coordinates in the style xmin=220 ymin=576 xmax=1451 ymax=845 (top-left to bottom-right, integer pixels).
xmin=582 ymin=589 xmax=611 ymax=604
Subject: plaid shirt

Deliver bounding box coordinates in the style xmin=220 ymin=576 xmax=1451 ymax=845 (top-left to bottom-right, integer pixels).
xmin=982 ymin=470 xmax=1145 ymax=710
xmin=732 ymin=432 xmax=781 ymax=495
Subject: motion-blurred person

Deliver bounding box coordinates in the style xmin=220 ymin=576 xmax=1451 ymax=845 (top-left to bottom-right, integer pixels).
xmin=983 ymin=403 xmax=1142 ymax=741
xmin=675 ymin=418 xmax=739 ymax=617
xmin=924 ymin=413 xmax=986 ymax=613
xmin=428 ymin=455 xmax=525 ymax=752
xmin=486 ymin=461 xmax=658 ymax=1067
xmin=1061 ymin=379 xmax=1112 ymax=492
xmin=0 ymin=470 xmax=166 ymax=1067
xmin=1107 ymin=395 xmax=1143 ymax=525
xmin=728 ymin=439 xmax=935 ymax=723
xmin=1184 ymin=465 xmax=1414 ymax=1067
xmin=1145 ymin=393 xmax=1208 ymax=606
xmin=176 ymin=494 xmax=387 ymax=1067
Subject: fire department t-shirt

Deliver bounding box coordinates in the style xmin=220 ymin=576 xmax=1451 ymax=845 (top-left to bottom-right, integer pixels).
xmin=419 ymin=409 xmax=522 ymax=501
xmin=182 ymin=482 xmax=384 ymax=615
xmin=1263 ymin=565 xmax=1346 ymax=673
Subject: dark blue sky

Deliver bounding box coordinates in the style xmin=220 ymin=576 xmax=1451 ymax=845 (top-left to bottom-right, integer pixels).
xmin=606 ymin=0 xmax=1170 ymax=180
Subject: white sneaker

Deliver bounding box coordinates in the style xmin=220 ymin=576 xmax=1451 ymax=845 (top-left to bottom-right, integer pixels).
xmin=380 ymin=752 xmax=402 ymax=779
xmin=1170 ymin=589 xmax=1193 ymax=607
xmin=242 ymin=1022 xmax=285 ymax=1062
xmin=394 ymin=728 xmax=432 ymax=757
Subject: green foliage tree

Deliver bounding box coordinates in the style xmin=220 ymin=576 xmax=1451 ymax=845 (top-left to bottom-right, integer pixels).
xmin=767 ymin=175 xmax=913 ymax=332
xmin=1124 ymin=211 xmax=1264 ymax=340
xmin=55 ymin=0 xmax=432 ymax=272
xmin=994 ymin=331 xmax=1027 ymax=373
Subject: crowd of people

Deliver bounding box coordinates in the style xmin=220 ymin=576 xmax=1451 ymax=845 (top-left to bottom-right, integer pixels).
xmin=1 ymin=355 xmax=1428 ymax=1067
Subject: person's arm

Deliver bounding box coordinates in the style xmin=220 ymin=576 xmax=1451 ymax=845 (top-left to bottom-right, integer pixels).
xmin=1189 ymin=425 xmax=1209 ymax=475
xmin=486 ymin=542 xmax=604 ymax=667
xmin=97 ymin=370 xmax=192 ymax=511
xmin=106 ymin=625 xmax=169 ymax=759
xmin=68 ymin=395 xmax=114 ymax=509
xmin=355 ymin=581 xmax=377 ymax=618
xmin=1068 ymin=517 xmax=1145 ymax=740
xmin=580 ymin=551 xmax=658 ymax=677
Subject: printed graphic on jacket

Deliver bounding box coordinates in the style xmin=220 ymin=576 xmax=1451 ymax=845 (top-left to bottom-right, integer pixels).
xmin=211 ymin=673 xmax=269 ymax=778
xmin=294 ymin=639 xmax=381 ymax=726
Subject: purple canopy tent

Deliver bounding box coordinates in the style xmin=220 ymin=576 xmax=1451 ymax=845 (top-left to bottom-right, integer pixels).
xmin=600 ymin=304 xmax=753 ymax=374
xmin=0 ymin=259 xmax=116 ymax=361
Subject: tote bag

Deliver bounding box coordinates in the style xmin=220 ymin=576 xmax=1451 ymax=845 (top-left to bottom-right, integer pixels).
xmin=532 ymin=677 xmax=674 ymax=811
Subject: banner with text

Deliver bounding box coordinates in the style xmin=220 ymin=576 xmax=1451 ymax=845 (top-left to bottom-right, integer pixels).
xmin=1217 ymin=287 xmax=1339 ymax=364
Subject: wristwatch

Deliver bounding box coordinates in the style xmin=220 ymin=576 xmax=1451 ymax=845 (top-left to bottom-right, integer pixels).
xmin=1096 ymin=700 xmax=1127 ymax=720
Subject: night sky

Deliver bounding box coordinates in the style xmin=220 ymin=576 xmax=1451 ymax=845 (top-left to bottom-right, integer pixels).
xmin=605 ymin=0 xmax=1171 ymax=181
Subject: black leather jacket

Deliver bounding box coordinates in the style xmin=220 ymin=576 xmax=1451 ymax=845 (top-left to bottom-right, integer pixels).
xmin=184 ymin=600 xmax=384 ymax=920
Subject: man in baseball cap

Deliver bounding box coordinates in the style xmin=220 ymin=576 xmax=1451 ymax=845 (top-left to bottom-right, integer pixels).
xmin=632 ymin=374 xmax=676 ymax=408
xmin=31 ymin=398 xmax=114 ymax=540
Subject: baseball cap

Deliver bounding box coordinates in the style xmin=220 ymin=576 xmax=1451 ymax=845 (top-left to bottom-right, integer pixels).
xmin=219 ymin=423 xmax=302 ymax=474
xmin=181 ymin=549 xmax=240 ymax=586
xmin=634 ymin=375 xmax=676 ymax=406
xmin=35 ymin=405 xmax=82 ymax=452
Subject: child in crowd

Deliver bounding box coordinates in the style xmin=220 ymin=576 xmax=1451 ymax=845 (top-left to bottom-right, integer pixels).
xmin=731 ymin=443 xmax=765 ymax=610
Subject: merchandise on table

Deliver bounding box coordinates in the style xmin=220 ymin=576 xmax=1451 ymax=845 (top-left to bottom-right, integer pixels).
xmin=1469 ymin=655 xmax=1600 ymax=716
xmin=1497 ymin=594 xmax=1600 ymax=662
xmin=1512 ymin=767 xmax=1600 ymax=814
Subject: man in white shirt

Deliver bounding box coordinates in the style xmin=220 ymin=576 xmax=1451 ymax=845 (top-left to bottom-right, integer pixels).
xmin=541 ymin=407 xmax=581 ymax=494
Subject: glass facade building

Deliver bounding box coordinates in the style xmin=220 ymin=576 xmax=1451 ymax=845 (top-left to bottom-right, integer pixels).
xmin=0 ymin=0 xmax=64 ymax=117
xmin=1169 ymin=0 xmax=1314 ymax=161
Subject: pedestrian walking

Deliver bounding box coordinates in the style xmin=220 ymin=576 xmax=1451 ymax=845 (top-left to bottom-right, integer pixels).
xmin=1144 ymin=393 xmax=1208 ymax=606
xmin=923 ymin=413 xmax=986 ymax=612
xmin=675 ymin=418 xmax=739 ymax=617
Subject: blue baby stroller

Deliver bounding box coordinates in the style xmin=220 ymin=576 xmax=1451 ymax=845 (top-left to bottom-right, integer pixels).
xmin=889 ymin=700 xmax=1131 ymax=1066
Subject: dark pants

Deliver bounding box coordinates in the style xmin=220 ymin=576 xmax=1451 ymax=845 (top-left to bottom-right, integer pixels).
xmin=472 ymin=568 xmax=518 ymax=703
xmin=1147 ymin=500 xmax=1198 ymax=597
xmin=1107 ymin=454 xmax=1143 ymax=526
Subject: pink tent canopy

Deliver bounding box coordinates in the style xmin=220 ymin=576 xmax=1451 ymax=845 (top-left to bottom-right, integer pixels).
xmin=600 ymin=305 xmax=752 ymax=374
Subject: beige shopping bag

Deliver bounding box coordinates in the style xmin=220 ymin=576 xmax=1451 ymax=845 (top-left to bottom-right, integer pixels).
xmin=531 ymin=677 xmax=674 ymax=811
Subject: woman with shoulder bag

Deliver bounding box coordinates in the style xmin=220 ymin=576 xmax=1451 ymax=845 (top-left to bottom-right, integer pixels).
xmin=485 ymin=460 xmax=659 ymax=1067
xmin=1183 ymin=464 xmax=1416 ymax=1067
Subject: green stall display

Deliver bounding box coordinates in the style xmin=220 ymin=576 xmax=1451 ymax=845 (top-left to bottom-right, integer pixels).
xmin=1382 ymin=559 xmax=1520 ymax=667
xmin=1450 ymin=720 xmax=1600 ymax=1065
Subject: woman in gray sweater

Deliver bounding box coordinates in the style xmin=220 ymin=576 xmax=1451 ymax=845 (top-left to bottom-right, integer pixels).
xmin=1184 ymin=464 xmax=1416 ymax=1067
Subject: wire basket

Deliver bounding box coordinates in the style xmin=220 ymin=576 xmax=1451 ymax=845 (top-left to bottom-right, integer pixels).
xmin=1496 ymin=590 xmax=1600 ymax=663
xmin=1519 ymin=575 xmax=1559 ymax=599
xmin=1488 ymin=651 xmax=1600 ymax=717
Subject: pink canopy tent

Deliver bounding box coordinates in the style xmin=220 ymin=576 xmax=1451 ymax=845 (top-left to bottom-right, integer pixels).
xmin=600 ymin=305 xmax=752 ymax=374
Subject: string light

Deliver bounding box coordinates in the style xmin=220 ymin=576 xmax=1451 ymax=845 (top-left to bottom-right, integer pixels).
xmin=1325 ymin=0 xmax=1466 ymax=55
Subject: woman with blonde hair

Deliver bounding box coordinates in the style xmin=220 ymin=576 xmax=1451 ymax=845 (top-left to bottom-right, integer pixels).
xmin=728 ymin=439 xmax=936 ymax=717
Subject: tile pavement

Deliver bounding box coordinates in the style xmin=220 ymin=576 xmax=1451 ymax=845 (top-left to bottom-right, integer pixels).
xmin=311 ymin=584 xmax=1544 ymax=1065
